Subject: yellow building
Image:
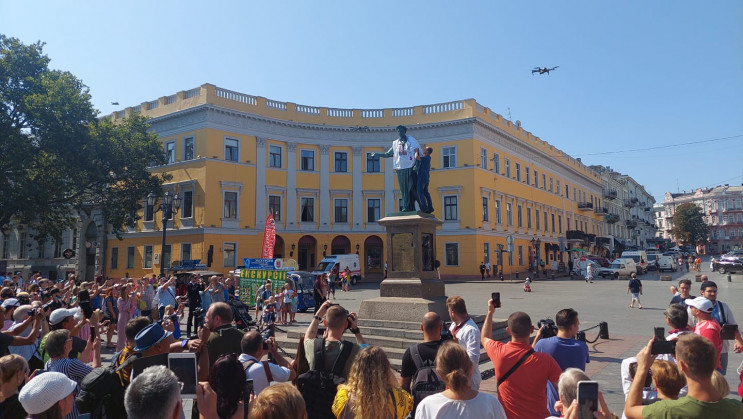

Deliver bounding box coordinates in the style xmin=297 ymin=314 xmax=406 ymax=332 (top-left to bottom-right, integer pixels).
xmin=105 ymin=84 xmax=606 ymax=279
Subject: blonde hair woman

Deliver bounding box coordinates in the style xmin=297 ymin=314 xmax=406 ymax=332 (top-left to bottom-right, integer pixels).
xmin=0 ymin=354 xmax=29 ymax=418
xmin=415 ymin=342 xmax=506 ymax=419
xmin=332 ymin=346 xmax=412 ymax=419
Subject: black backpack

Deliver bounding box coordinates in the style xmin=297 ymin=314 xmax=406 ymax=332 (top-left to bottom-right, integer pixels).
xmin=409 ymin=344 xmax=445 ymax=409
xmin=296 ymin=338 xmax=353 ymax=419
xmin=75 ymin=352 xmax=139 ymax=418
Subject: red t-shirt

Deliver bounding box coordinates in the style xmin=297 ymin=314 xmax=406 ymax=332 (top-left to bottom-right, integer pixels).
xmin=693 ymin=319 xmax=722 ymax=369
xmin=485 ymin=340 xmax=562 ymax=419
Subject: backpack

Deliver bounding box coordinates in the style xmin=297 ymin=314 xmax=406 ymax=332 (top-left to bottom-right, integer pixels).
xmin=296 ymin=338 xmax=353 ymax=419
xmin=408 ymin=344 xmax=445 ymax=408
xmin=75 ymin=352 xmax=140 ymax=418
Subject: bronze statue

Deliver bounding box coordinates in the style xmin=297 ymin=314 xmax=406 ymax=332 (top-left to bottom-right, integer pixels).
xmin=371 ymin=125 xmax=421 ymax=212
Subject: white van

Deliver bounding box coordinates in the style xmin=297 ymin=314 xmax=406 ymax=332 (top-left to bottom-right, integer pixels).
xmin=621 ymin=251 xmax=648 ymax=274
xmin=657 ymin=255 xmax=676 ymax=272
xmin=312 ymin=254 xmax=363 ymax=284
xmin=599 ymin=258 xmax=637 ymax=279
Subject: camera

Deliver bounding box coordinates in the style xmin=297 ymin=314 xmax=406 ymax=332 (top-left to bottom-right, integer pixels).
xmin=262 ymin=324 xmax=275 ymax=350
xmin=191 ymin=307 xmax=205 ymax=328
xmin=440 ymin=321 xmax=454 ymax=342
xmin=538 ymin=318 xmax=557 ymax=339
xmin=576 ymin=331 xmax=586 ymax=342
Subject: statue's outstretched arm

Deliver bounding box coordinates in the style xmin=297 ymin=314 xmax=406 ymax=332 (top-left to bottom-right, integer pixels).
xmin=371 ymin=146 xmax=394 ymax=158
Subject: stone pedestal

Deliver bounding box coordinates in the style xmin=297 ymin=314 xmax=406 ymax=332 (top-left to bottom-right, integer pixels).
xmin=359 ymin=212 xmax=448 ymax=321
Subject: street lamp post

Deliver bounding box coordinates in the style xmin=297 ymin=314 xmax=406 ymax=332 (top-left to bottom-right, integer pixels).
xmin=148 ymin=191 xmax=181 ymax=276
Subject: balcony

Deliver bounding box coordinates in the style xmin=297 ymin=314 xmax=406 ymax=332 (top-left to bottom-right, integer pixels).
xmin=594 ymin=207 xmax=608 ymax=215
xmin=577 ymin=202 xmax=594 ymax=211
xmin=605 ymin=214 xmax=620 ymax=224
xmin=625 ymin=220 xmax=637 ymax=228
xmin=566 ymin=230 xmax=586 ymax=241
xmin=586 ymin=233 xmax=596 ymax=244
xmin=623 ymin=199 xmax=634 ymax=208
xmin=596 ymin=236 xmax=611 ymax=246
xmin=603 ymin=189 xmax=617 ymax=200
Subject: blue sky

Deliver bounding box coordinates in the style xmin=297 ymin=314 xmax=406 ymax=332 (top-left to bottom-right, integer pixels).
xmin=2 ymin=1 xmax=741 ymax=202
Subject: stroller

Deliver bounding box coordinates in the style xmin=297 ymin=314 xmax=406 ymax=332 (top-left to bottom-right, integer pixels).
xmin=228 ymin=298 xmax=255 ymax=330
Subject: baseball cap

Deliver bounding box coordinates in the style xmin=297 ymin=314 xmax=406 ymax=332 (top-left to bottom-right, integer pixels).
xmin=49 ymin=308 xmax=78 ymax=325
xmin=684 ymin=296 xmax=713 ymax=313
xmin=1 ymin=298 xmax=20 ymax=308
xmin=19 ymin=372 xmax=77 ymax=414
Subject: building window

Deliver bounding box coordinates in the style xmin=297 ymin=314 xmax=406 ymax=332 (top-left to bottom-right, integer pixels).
xmin=445 ymin=243 xmax=459 ymax=266
xmin=268 ymin=195 xmax=281 ymax=221
xmin=1 ymin=234 xmax=7 ymax=259
xmin=517 ymin=205 xmax=523 ymax=227
xmin=366 ymin=153 xmax=380 ymax=173
xmin=223 ymin=192 xmax=238 ymax=219
xmin=518 ymin=245 xmax=524 ymax=265
xmin=269 ymin=145 xmax=282 ymax=168
xmin=551 ymin=213 xmax=556 ymax=233
xmin=566 ymin=184 xmax=570 ymax=198
xmin=334 ymin=152 xmax=348 ymax=173
xmin=482 ymin=197 xmax=489 ymax=221
xmin=301 ymin=198 xmax=314 ymax=222
xmin=442 ymin=147 xmax=456 ymax=168
xmin=557 ymin=180 xmax=561 ymax=195
xmin=300 ymin=150 xmax=315 ymax=171
xmin=111 ymin=247 xmax=118 ymax=269
xmin=143 ymin=245 xmax=153 ymax=268
xmin=144 ymin=200 xmax=154 ymax=221
xmin=165 ymin=141 xmax=175 ymax=164
xmin=367 ymin=199 xmax=381 ymax=223
xmin=495 ymin=200 xmax=502 ymax=224
xmin=525 ymin=167 xmax=530 ymax=185
xmin=515 ymin=163 xmax=521 ymax=182
xmin=224 ymin=138 xmax=239 ymax=162
xmin=558 ymin=215 xmax=562 ymax=233
xmin=181 ymin=190 xmax=193 ymax=218
xmin=334 ymin=199 xmax=348 ymax=223
xmin=567 ymin=217 xmax=571 ymax=230
xmin=183 ymin=137 xmax=194 ymax=161
xmin=53 ymin=240 xmax=63 ymax=259
xmin=507 ymin=203 xmax=513 ymax=226
xmin=542 ymin=174 xmax=547 ymax=190
xmin=574 ymin=188 xmax=577 ymax=201
xmin=505 ymin=159 xmax=511 ymax=178
xmin=536 ymin=210 xmax=541 ymax=231
xmin=181 ymin=243 xmax=191 ymax=262
xmin=534 ymin=170 xmax=538 ymax=187
xmin=18 ymin=231 xmax=27 ymax=259
xmin=550 ymin=178 xmax=554 ymax=192
xmin=223 ymin=243 xmax=237 ymax=267
xmin=444 ymin=196 xmax=458 ymax=220
xmin=162 ymin=244 xmax=171 ymax=269
xmin=493 ymin=153 xmax=500 ymax=173
xmin=544 ymin=212 xmax=549 ymax=232
xmin=126 ymin=246 xmax=135 ymax=269
xmin=480 ymin=148 xmax=488 ymax=170
xmin=37 ymin=241 xmax=45 ymax=259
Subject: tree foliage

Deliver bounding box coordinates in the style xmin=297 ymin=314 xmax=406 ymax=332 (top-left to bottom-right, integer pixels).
xmin=0 ymin=34 xmax=169 ymax=241
xmin=671 ymin=203 xmax=709 ymax=245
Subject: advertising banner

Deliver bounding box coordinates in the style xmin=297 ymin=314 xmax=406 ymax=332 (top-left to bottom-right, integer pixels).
xmin=261 ymin=214 xmax=276 ymax=258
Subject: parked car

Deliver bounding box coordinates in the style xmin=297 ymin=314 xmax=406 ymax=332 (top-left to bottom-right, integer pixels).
xmin=657 ymin=255 xmax=677 ymax=272
xmin=598 ymin=258 xmax=637 ymax=279
xmin=621 ymin=251 xmax=648 ymax=274
xmin=286 ymin=271 xmax=316 ymax=312
xmin=646 ymin=253 xmax=659 ymax=271
xmin=713 ymin=257 xmax=743 ymax=274
xmin=587 ymin=256 xmax=611 ymax=268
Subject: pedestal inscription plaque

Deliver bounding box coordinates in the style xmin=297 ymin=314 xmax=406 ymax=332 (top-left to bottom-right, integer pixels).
xmin=391 ymin=233 xmax=414 ymax=272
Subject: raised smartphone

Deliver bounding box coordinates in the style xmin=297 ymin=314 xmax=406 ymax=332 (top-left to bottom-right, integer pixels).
xmin=577 ymin=380 xmax=599 ymax=419
xmin=491 ymin=292 xmax=501 ymax=308
xmin=168 ymin=352 xmax=197 ymax=399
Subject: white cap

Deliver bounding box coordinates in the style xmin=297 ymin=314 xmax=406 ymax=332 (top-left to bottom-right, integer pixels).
xmin=685 ymin=296 xmax=714 ymax=313
xmin=49 ymin=307 xmax=80 ymax=325
xmin=19 ymin=372 xmax=77 ymax=414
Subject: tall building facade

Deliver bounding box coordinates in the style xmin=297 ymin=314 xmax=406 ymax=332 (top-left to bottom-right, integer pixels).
xmin=100 ymin=84 xmax=607 ymax=279
xmin=655 ymin=185 xmax=743 ymax=253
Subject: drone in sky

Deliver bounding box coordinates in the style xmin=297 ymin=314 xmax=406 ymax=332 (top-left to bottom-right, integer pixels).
xmin=531 ymin=66 xmax=559 ymax=75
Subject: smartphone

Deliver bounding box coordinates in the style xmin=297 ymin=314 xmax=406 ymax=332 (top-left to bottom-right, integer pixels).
xmin=246 ymin=379 xmax=254 ymax=395
xmin=651 ymin=327 xmax=675 ymax=355
xmin=168 ymin=353 xmax=197 ymax=399
xmin=654 ymin=327 xmax=665 ymax=340
xmin=491 ymin=292 xmax=501 ymax=308
xmin=720 ymin=324 xmax=738 ymax=340
xmin=576 ymin=380 xmax=599 ymax=419
xmin=89 ymin=327 xmax=96 ymax=341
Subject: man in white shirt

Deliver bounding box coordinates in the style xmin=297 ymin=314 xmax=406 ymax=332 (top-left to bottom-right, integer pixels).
xmin=370 ymin=125 xmax=421 ymax=212
xmin=238 ymin=331 xmax=294 ymax=395
xmin=446 ymin=295 xmax=481 ymax=390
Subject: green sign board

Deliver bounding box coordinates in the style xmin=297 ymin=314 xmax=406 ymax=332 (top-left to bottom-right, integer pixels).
xmin=237 ymin=269 xmax=284 ymax=306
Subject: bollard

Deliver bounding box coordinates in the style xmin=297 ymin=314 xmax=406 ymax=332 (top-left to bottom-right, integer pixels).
xmin=516 ymin=271 xmax=520 ymax=280
xmin=728 ymin=274 xmax=732 ymax=282
xmin=551 ymin=273 xmax=555 ymax=280
xmin=599 ymin=321 xmax=609 ymax=339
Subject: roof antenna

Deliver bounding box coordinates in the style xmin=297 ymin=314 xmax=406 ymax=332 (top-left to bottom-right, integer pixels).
xmin=506 ymin=107 xmax=512 ymax=121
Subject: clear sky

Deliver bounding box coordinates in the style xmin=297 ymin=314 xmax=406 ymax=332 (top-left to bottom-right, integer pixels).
xmin=2 ymin=1 xmax=742 ymax=203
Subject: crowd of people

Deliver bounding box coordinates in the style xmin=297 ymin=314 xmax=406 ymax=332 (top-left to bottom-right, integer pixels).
xmin=1 ymin=270 xmax=742 ymax=418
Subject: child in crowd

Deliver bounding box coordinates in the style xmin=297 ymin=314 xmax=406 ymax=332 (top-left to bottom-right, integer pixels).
xmin=524 ymin=276 xmax=532 ymax=292
xmin=263 ymin=295 xmax=277 ymax=326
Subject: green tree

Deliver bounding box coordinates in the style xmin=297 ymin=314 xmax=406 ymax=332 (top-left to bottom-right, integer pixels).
xmin=0 ymin=35 xmax=168 ymax=240
xmin=671 ymin=203 xmax=709 ymax=245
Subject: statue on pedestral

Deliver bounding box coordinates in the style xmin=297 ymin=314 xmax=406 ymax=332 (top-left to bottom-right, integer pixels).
xmin=370 ymin=125 xmax=421 ymax=212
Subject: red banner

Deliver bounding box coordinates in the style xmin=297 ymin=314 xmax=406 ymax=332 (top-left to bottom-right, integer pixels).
xmin=261 ymin=214 xmax=276 ymax=258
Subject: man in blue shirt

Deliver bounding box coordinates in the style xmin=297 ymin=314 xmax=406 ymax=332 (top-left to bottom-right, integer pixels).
xmin=415 ymin=147 xmax=433 ymax=214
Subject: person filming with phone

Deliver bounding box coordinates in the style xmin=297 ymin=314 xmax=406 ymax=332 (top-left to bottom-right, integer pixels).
xmin=239 ymin=330 xmax=295 ymax=395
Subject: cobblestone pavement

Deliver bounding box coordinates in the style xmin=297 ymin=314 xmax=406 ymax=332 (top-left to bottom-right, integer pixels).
xmin=100 ymin=257 xmax=742 ymax=417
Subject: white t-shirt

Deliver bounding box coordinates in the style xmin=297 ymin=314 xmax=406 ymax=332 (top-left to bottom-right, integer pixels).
xmin=415 ymin=392 xmax=506 ymax=419
xmin=449 ymin=317 xmax=481 ymax=390
xmin=392 ymin=136 xmax=421 ymax=170
xmin=238 ymin=354 xmax=292 ymax=395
